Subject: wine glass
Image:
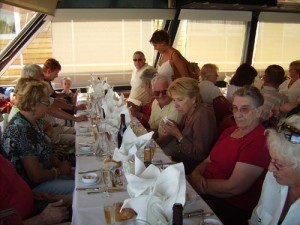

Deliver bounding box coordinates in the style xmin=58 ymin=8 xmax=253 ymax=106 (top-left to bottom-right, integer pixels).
xmin=101 ymin=169 xmax=112 ymax=198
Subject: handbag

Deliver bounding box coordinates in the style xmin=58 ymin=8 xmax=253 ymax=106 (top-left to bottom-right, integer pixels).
xmin=170 ymin=50 xmax=200 ymax=80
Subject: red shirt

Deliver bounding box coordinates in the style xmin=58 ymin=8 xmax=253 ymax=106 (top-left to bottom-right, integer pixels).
xmin=0 ymin=155 xmax=34 ymax=219
xmin=204 ymin=125 xmax=269 ymax=213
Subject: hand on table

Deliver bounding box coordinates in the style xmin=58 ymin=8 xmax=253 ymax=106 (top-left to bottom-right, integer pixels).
xmin=40 ymin=199 xmax=69 ymax=224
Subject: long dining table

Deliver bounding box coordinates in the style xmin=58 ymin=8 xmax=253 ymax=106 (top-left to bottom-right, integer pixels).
xmin=72 ymin=93 xmax=223 ymax=225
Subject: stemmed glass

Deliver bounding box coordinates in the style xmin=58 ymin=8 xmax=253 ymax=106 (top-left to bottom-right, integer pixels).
xmin=101 ymin=169 xmax=112 ymax=198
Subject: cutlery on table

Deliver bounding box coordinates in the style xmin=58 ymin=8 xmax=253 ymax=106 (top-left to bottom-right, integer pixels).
xmin=78 ymin=168 xmax=102 ymax=174
xmin=76 ymin=153 xmax=96 ymax=157
xmin=76 ymin=186 xmax=124 ymax=191
xmin=183 ymin=210 xmax=214 ymax=218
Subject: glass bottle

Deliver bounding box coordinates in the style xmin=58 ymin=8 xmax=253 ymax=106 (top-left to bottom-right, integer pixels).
xmin=172 ymin=203 xmax=183 ymax=225
xmin=117 ymin=114 xmax=126 ymax=148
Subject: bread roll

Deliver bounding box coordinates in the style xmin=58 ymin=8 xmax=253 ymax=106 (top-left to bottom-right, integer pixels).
xmin=115 ymin=202 xmax=135 ymax=221
xmin=103 ymin=155 xmax=122 ymax=169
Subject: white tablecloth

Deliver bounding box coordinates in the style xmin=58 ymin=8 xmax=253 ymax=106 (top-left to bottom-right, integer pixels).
xmin=72 ymin=94 xmax=222 ymax=225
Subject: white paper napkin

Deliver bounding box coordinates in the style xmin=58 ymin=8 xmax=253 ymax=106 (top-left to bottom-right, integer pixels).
xmin=122 ymin=163 xmax=186 ymax=225
xmin=113 ymin=126 xmax=154 ymax=163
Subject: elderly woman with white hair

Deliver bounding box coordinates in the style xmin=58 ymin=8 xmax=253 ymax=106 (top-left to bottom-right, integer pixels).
xmin=199 ymin=63 xmax=223 ymax=110
xmin=249 ymin=115 xmax=300 ymax=225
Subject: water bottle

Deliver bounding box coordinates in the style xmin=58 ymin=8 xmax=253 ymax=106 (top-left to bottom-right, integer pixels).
xmin=117 ymin=114 xmax=126 ymax=148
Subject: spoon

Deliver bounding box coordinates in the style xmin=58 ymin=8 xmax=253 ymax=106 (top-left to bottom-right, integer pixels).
xmin=115 ymin=169 xmax=123 ymax=185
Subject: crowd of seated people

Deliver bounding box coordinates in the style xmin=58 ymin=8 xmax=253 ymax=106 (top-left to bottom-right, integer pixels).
xmin=1 ymin=35 xmax=300 ymax=225
xmin=124 ymin=52 xmax=300 ymax=224
xmin=2 ymin=78 xmax=74 ymax=195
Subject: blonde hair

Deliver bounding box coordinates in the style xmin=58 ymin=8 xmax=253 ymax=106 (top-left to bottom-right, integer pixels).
xmin=21 ymin=64 xmax=44 ymax=80
xmin=168 ymin=77 xmax=202 ymax=107
xmin=61 ymin=77 xmax=72 ymax=85
xmin=15 ymin=78 xmax=52 ymax=111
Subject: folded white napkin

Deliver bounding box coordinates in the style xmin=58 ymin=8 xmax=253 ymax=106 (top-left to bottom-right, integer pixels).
xmin=122 ymin=162 xmax=186 ymax=225
xmin=113 ymin=126 xmax=154 ymax=163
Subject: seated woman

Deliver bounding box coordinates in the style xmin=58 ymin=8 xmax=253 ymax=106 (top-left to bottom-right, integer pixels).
xmin=249 ymin=115 xmax=300 ymax=225
xmin=226 ymin=63 xmax=258 ymax=102
xmin=0 ymin=154 xmax=71 ymax=225
xmin=188 ymin=86 xmax=270 ymax=225
xmin=163 ymin=77 xmax=218 ymax=174
xmin=2 ymin=77 xmax=74 ymax=195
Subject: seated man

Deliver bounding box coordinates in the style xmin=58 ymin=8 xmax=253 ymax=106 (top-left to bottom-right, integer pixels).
xmin=0 ymin=154 xmax=71 ymax=225
xmin=128 ymin=68 xmax=158 ymax=129
xmin=127 ymin=51 xmax=154 ymax=107
xmin=260 ymin=64 xmax=288 ymax=126
xmin=148 ymin=75 xmax=181 ymax=155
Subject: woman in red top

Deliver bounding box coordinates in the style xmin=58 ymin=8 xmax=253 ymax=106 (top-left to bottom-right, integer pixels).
xmin=188 ymin=86 xmax=269 ymax=225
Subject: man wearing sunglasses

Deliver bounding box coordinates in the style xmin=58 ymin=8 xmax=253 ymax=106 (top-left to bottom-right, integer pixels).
xmin=127 ymin=51 xmax=154 ymax=107
xmin=149 ymin=75 xmax=181 ymax=155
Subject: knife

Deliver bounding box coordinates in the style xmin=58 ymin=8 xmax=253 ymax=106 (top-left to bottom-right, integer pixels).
xmin=76 ymin=186 xmax=124 ymax=191
xmin=183 ymin=210 xmax=214 ymax=218
xmin=78 ymin=168 xmax=102 ymax=174
xmin=76 ymin=153 xmax=96 ymax=157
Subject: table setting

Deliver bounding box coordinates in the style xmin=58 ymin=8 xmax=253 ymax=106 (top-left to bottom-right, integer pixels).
xmin=72 ymin=77 xmax=223 ymax=225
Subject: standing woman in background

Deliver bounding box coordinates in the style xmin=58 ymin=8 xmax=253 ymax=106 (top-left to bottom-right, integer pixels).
xmin=150 ymin=30 xmax=188 ymax=80
xmin=279 ymin=60 xmax=300 ymax=102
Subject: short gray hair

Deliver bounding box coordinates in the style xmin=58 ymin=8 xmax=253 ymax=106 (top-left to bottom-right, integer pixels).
xmin=200 ymin=63 xmax=218 ymax=80
xmin=21 ymin=64 xmax=44 ymax=80
xmin=233 ymin=85 xmax=264 ymax=108
xmin=140 ymin=68 xmax=158 ymax=86
xmin=267 ymin=115 xmax=300 ymax=165
xmin=151 ymin=75 xmax=172 ymax=87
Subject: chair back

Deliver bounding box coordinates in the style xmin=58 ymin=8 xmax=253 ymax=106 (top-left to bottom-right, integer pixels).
xmin=213 ymin=96 xmax=232 ymax=125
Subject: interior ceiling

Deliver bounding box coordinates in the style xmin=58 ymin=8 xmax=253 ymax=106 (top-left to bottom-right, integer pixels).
xmin=176 ymin=0 xmax=300 ymax=12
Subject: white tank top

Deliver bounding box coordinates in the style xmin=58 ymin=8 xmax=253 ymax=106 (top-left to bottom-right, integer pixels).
xmin=157 ymin=60 xmax=174 ymax=79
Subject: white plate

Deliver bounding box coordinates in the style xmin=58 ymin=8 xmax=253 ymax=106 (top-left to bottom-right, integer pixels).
xmin=79 ymin=177 xmax=100 ymax=186
xmin=204 ymin=218 xmax=222 ymax=225
xmin=79 ymin=144 xmax=93 ymax=152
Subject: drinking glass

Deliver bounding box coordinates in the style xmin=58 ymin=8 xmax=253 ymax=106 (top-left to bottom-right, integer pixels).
xmin=101 ymin=169 xmax=112 ymax=198
xmin=104 ymin=204 xmax=116 ymax=224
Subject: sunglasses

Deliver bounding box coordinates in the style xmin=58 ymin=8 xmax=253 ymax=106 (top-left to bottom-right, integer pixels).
xmin=232 ymin=106 xmax=256 ymax=114
xmin=153 ymin=90 xmax=167 ymax=97
xmin=133 ymin=58 xmax=144 ymax=62
xmin=277 ymin=122 xmax=300 ymax=144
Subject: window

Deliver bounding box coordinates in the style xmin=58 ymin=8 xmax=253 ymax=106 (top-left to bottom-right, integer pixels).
xmin=174 ymin=19 xmax=247 ymax=76
xmin=253 ymin=22 xmax=300 ymax=72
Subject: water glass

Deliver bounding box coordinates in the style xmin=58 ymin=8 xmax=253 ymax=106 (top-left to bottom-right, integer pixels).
xmin=101 ymin=169 xmax=112 ymax=198
xmin=104 ymin=204 xmax=116 ymax=224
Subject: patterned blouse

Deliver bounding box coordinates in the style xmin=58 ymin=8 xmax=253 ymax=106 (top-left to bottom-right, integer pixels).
xmin=2 ymin=112 xmax=53 ymax=188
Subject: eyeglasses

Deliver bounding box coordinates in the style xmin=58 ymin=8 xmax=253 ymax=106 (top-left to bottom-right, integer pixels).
xmin=269 ymin=158 xmax=294 ymax=171
xmin=133 ymin=58 xmax=144 ymax=62
xmin=153 ymin=90 xmax=167 ymax=97
xmin=232 ymin=106 xmax=256 ymax=114
xmin=277 ymin=122 xmax=300 ymax=144
xmin=40 ymin=99 xmax=51 ymax=107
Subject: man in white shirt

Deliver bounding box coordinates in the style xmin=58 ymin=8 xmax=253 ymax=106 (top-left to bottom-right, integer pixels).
xmin=127 ymin=51 xmax=153 ymax=106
